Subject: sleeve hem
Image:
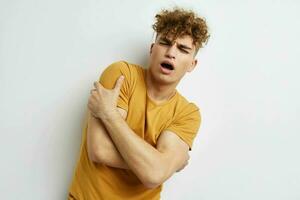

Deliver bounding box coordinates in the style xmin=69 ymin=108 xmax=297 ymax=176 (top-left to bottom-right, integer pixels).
xmin=164 ymin=128 xmax=193 ymax=151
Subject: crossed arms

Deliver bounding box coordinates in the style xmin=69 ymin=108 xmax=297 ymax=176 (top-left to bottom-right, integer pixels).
xmin=86 ymin=78 xmax=190 ymax=189
xmin=86 ymin=108 xmax=190 ymax=189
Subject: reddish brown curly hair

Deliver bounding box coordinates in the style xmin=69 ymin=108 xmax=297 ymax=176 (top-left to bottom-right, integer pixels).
xmin=152 ymin=7 xmax=210 ymax=54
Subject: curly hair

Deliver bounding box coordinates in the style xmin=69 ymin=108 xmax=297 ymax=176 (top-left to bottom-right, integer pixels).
xmin=152 ymin=7 xmax=210 ymax=53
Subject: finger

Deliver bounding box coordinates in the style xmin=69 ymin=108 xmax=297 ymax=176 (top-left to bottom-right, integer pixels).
xmin=87 ymin=95 xmax=97 ymax=107
xmin=87 ymin=104 xmax=97 ymax=117
xmin=88 ymin=92 xmax=97 ymax=102
xmin=87 ymin=102 xmax=92 ymax=111
xmin=90 ymin=89 xmax=97 ymax=94
xmin=114 ymin=75 xmax=124 ymax=92
xmin=87 ymin=102 xmax=97 ymax=115
xmin=93 ymin=81 xmax=104 ymax=91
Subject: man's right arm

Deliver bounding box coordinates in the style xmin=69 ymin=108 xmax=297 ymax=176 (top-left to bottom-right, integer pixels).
xmin=86 ymin=108 xmax=130 ymax=169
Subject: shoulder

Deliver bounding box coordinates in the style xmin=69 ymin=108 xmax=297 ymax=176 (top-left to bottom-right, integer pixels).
xmin=104 ymin=60 xmax=144 ymax=77
xmin=164 ymin=93 xmax=201 ymax=151
xmin=174 ymin=92 xmax=201 ymax=118
xmin=107 ymin=60 xmax=143 ymax=70
xmin=104 ymin=60 xmax=130 ymax=73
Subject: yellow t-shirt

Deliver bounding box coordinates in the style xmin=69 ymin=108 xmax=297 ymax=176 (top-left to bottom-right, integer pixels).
xmin=68 ymin=61 xmax=201 ymax=200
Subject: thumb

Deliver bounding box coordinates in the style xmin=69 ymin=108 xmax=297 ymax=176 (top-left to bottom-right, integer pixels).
xmin=114 ymin=75 xmax=124 ymax=93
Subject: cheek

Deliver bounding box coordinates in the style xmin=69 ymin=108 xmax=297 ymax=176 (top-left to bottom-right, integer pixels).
xmin=150 ymin=51 xmax=161 ymax=63
xmin=176 ymin=61 xmax=191 ymax=74
xmin=180 ymin=58 xmax=193 ymax=68
xmin=152 ymin=46 xmax=164 ymax=56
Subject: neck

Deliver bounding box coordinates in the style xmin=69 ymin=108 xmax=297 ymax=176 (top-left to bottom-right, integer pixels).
xmin=145 ymin=69 xmax=178 ymax=104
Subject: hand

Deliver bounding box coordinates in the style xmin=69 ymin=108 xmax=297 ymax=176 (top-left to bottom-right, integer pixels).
xmin=87 ymin=75 xmax=124 ymax=120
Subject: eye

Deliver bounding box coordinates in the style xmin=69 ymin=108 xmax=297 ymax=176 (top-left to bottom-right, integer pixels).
xmin=159 ymin=41 xmax=169 ymax=46
xmin=179 ymin=48 xmax=189 ymax=54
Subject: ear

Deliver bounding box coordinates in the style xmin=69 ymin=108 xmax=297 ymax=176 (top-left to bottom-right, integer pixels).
xmin=150 ymin=43 xmax=154 ymax=54
xmin=187 ymin=59 xmax=198 ymax=72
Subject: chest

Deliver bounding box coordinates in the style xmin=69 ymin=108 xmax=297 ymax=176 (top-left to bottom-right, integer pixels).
xmin=126 ymin=93 xmax=175 ymax=146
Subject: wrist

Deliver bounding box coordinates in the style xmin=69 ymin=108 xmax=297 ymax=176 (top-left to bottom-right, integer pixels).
xmin=101 ymin=109 xmax=120 ymax=123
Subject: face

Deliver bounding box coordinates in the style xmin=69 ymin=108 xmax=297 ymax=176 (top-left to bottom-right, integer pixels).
xmin=148 ymin=34 xmax=198 ymax=86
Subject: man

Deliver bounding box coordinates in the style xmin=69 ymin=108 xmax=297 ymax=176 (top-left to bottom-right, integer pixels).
xmin=68 ymin=7 xmax=210 ymax=200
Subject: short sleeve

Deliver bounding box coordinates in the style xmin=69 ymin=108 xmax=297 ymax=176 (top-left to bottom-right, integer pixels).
xmin=98 ymin=61 xmax=132 ymax=112
xmin=165 ymin=103 xmax=201 ymax=151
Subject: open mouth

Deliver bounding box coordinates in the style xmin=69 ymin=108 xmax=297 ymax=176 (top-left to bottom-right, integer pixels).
xmin=160 ymin=62 xmax=174 ymax=70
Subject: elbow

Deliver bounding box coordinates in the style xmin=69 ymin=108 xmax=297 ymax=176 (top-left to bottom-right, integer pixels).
xmin=88 ymin=152 xmax=100 ymax=163
xmin=141 ymin=169 xmax=164 ymax=189
xmin=88 ymin=145 xmax=106 ymax=164
xmin=143 ymin=181 xmax=161 ymax=189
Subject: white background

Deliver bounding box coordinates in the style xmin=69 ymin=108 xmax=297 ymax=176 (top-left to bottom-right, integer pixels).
xmin=0 ymin=0 xmax=299 ymax=199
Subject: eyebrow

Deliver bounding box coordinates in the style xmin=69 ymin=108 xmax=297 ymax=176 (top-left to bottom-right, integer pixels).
xmin=159 ymin=37 xmax=193 ymax=51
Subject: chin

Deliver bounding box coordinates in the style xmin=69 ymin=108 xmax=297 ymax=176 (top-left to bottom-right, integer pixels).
xmin=156 ymin=74 xmax=177 ymax=85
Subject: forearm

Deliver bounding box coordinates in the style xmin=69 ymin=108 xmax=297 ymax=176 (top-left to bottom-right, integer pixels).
xmin=94 ymin=142 xmax=130 ymax=170
xmin=101 ymin=111 xmax=169 ymax=187
xmin=87 ymin=113 xmax=129 ymax=169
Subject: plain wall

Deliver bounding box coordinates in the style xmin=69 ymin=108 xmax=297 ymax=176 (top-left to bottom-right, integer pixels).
xmin=0 ymin=0 xmax=299 ymax=199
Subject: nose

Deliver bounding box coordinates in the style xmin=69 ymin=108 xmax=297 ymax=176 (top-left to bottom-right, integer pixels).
xmin=165 ymin=44 xmax=177 ymax=59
